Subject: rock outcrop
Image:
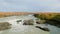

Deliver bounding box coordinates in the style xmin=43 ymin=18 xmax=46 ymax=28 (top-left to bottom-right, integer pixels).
xmin=0 ymin=22 xmax=11 ymax=31
xmin=35 ymin=26 xmax=50 ymax=32
xmin=16 ymin=20 xmax=22 ymax=24
xmin=23 ymin=19 xmax=34 ymax=25
xmin=36 ymin=19 xmax=45 ymax=24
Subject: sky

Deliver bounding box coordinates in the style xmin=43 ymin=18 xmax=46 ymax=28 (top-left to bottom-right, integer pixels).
xmin=0 ymin=0 xmax=60 ymax=12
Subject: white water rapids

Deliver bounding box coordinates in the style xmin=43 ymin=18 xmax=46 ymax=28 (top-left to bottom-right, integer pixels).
xmin=0 ymin=15 xmax=49 ymax=34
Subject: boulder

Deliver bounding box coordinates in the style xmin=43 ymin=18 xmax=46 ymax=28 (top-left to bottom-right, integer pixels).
xmin=0 ymin=22 xmax=11 ymax=31
xmin=36 ymin=20 xmax=45 ymax=24
xmin=16 ymin=20 xmax=22 ymax=24
xmin=36 ymin=18 xmax=45 ymax=24
xmin=36 ymin=19 xmax=40 ymax=24
xmin=35 ymin=26 xmax=50 ymax=32
xmin=23 ymin=19 xmax=34 ymax=25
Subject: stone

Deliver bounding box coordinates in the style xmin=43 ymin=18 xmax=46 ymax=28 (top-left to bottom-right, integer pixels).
xmin=36 ymin=18 xmax=45 ymax=24
xmin=23 ymin=19 xmax=34 ymax=25
xmin=16 ymin=20 xmax=22 ymax=23
xmin=0 ymin=22 xmax=11 ymax=31
xmin=16 ymin=20 xmax=22 ymax=24
xmin=36 ymin=18 xmax=41 ymax=24
xmin=35 ymin=26 xmax=50 ymax=32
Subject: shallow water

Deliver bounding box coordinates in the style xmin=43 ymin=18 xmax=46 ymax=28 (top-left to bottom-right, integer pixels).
xmin=0 ymin=25 xmax=49 ymax=34
xmin=0 ymin=15 xmax=59 ymax=34
xmin=47 ymin=25 xmax=60 ymax=34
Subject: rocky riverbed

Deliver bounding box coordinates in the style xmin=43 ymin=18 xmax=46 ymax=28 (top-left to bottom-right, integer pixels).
xmin=0 ymin=15 xmax=50 ymax=34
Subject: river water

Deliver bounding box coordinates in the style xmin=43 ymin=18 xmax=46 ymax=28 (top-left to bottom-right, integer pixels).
xmin=0 ymin=15 xmax=60 ymax=34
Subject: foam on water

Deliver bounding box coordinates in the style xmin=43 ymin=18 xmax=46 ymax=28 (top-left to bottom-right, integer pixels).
xmin=0 ymin=16 xmax=49 ymax=34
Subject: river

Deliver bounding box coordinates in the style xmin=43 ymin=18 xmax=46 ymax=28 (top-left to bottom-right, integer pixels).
xmin=0 ymin=15 xmax=60 ymax=34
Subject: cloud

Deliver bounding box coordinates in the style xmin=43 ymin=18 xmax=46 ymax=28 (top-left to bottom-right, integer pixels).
xmin=0 ymin=0 xmax=60 ymax=12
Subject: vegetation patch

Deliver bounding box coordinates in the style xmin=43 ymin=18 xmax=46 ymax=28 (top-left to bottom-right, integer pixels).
xmin=34 ymin=13 xmax=60 ymax=28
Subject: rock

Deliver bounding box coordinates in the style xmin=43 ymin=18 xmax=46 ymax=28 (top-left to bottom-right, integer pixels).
xmin=0 ymin=22 xmax=11 ymax=31
xmin=23 ymin=22 xmax=33 ymax=25
xmin=36 ymin=18 xmax=41 ymax=24
xmin=35 ymin=26 xmax=50 ymax=32
xmin=36 ymin=19 xmax=45 ymax=24
xmin=36 ymin=22 xmax=40 ymax=24
xmin=23 ymin=19 xmax=34 ymax=25
xmin=16 ymin=20 xmax=22 ymax=23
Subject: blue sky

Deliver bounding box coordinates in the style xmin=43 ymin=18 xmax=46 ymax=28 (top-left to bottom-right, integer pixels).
xmin=0 ymin=0 xmax=60 ymax=12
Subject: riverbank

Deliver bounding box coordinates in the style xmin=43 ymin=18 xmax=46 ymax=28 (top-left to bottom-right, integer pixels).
xmin=33 ymin=14 xmax=60 ymax=28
